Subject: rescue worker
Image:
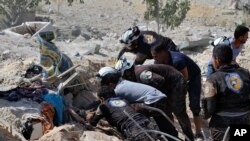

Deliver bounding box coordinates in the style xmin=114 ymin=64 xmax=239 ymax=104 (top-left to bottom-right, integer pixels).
xmin=201 ymin=44 xmax=250 ymax=141
xmin=118 ymin=26 xmax=179 ymax=65
xmin=207 ymin=25 xmax=249 ymax=78
xmin=115 ymin=58 xmax=194 ymax=141
xmin=96 ymin=67 xmax=180 ymax=140
xmin=88 ymin=86 xmax=159 ymax=141
xmin=151 ymin=44 xmax=203 ymax=140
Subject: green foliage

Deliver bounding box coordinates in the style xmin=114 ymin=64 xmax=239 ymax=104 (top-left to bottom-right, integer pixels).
xmin=144 ymin=0 xmax=190 ymax=29
xmin=0 ymin=0 xmax=48 ymax=28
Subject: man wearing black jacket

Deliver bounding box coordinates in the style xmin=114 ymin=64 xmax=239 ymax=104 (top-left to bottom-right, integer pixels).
xmin=88 ymin=86 xmax=159 ymax=141
xmin=118 ymin=26 xmax=179 ymax=65
xmin=201 ymin=44 xmax=250 ymax=141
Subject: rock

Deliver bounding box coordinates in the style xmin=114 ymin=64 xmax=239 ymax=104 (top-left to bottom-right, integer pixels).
xmin=3 ymin=50 xmax=10 ymax=56
xmin=48 ymin=7 xmax=54 ymax=14
xmin=72 ymin=36 xmax=86 ymax=43
xmin=81 ymin=32 xmax=92 ymax=40
xmin=74 ymin=51 xmax=80 ymax=57
xmin=123 ymin=0 xmax=129 ymax=2
xmin=80 ymin=131 xmax=121 ymax=141
xmin=38 ymin=124 xmax=82 ymax=141
xmin=95 ymin=44 xmax=101 ymax=54
xmin=1 ymin=50 xmax=11 ymax=60
xmin=99 ymin=14 xmax=105 ymax=18
xmin=0 ymin=32 xmax=5 ymax=35
xmin=235 ymin=20 xmax=246 ymax=26
xmin=71 ymin=26 xmax=82 ymax=37
xmin=23 ymin=33 xmax=32 ymax=38
xmin=128 ymin=1 xmax=133 ymax=6
xmin=82 ymin=44 xmax=101 ymax=55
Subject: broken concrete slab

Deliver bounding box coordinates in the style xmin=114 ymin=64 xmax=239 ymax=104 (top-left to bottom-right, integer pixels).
xmin=38 ymin=124 xmax=82 ymax=141
xmin=178 ymin=38 xmax=213 ymax=51
xmin=82 ymin=44 xmax=101 ymax=55
xmin=3 ymin=22 xmax=54 ymax=38
xmin=80 ymin=131 xmax=121 ymax=141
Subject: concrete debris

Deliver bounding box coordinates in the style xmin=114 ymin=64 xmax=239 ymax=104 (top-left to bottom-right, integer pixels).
xmin=80 ymin=131 xmax=122 ymax=141
xmin=178 ymin=38 xmax=213 ymax=51
xmin=81 ymin=33 xmax=92 ymax=40
xmin=3 ymin=22 xmax=54 ymax=38
xmin=82 ymin=43 xmax=101 ymax=55
xmin=71 ymin=26 xmax=82 ymax=37
xmin=38 ymin=124 xmax=82 ymax=141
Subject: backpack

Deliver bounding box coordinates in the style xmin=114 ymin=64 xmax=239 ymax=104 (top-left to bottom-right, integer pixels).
xmin=211 ymin=36 xmax=231 ymax=47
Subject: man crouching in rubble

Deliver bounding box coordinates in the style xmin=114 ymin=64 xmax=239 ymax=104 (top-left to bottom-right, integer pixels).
xmin=87 ymin=86 xmax=159 ymax=141
xmin=96 ymin=67 xmax=180 ymax=140
xmin=115 ymin=58 xmax=194 ymax=141
xmin=201 ymin=45 xmax=250 ymax=141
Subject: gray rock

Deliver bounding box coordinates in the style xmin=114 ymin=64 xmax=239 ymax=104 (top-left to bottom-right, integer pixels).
xmin=3 ymin=50 xmax=10 ymax=55
xmin=128 ymin=1 xmax=132 ymax=6
xmin=99 ymin=14 xmax=105 ymax=18
xmin=81 ymin=32 xmax=92 ymax=40
xmin=71 ymin=26 xmax=82 ymax=37
xmin=1 ymin=50 xmax=11 ymax=60
xmin=82 ymin=43 xmax=101 ymax=55
xmin=80 ymin=131 xmax=121 ymax=141
xmin=74 ymin=51 xmax=80 ymax=57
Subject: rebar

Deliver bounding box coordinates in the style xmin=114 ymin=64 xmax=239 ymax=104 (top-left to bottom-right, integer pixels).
xmin=123 ymin=110 xmax=154 ymax=141
xmin=142 ymin=105 xmax=191 ymax=141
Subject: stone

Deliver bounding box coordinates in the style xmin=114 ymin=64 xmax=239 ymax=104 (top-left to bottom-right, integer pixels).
xmin=2 ymin=50 xmax=11 ymax=60
xmin=99 ymin=14 xmax=105 ymax=18
xmin=80 ymin=131 xmax=121 ymax=141
xmin=71 ymin=26 xmax=82 ymax=37
xmin=81 ymin=33 xmax=92 ymax=40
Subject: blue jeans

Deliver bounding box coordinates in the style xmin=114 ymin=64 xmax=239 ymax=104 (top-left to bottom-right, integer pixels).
xmin=207 ymin=64 xmax=215 ymax=78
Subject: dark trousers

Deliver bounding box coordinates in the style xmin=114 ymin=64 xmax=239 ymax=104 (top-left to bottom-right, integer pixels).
xmin=149 ymin=98 xmax=180 ymax=141
xmin=170 ymin=78 xmax=194 ymax=140
xmin=209 ymin=114 xmax=250 ymax=141
xmin=123 ymin=118 xmax=159 ymax=141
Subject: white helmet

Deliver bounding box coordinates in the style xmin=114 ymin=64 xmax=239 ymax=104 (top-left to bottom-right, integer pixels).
xmin=211 ymin=36 xmax=231 ymax=47
xmin=120 ymin=26 xmax=140 ymax=46
xmin=97 ymin=67 xmax=117 ymax=78
xmin=115 ymin=58 xmax=135 ymax=76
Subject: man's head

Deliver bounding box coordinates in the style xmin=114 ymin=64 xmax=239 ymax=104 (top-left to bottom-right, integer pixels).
xmin=151 ymin=41 xmax=169 ymax=64
xmin=120 ymin=26 xmax=140 ymax=50
xmin=234 ymin=25 xmax=249 ymax=44
xmin=97 ymin=67 xmax=121 ymax=87
xmin=115 ymin=58 xmax=136 ymax=81
xmin=97 ymin=86 xmax=116 ymax=101
xmin=212 ymin=44 xmax=233 ymax=69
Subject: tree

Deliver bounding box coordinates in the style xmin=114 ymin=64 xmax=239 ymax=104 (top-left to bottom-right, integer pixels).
xmin=144 ymin=0 xmax=190 ymax=32
xmin=0 ymin=0 xmax=51 ymax=28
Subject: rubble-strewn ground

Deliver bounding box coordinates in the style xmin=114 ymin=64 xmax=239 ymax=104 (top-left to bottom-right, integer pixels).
xmin=0 ymin=0 xmax=250 ymax=140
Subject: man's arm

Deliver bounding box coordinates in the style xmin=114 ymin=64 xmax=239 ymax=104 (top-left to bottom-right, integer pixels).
xmin=117 ymin=47 xmax=128 ymax=60
xmin=135 ymin=53 xmax=148 ymax=65
xmin=88 ymin=106 xmax=104 ymax=126
xmin=180 ymin=67 xmax=189 ymax=81
xmin=139 ymin=70 xmax=165 ymax=88
xmin=201 ymin=81 xmax=217 ymax=119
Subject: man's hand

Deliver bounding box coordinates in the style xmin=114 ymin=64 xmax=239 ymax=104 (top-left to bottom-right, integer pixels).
xmin=86 ymin=111 xmax=95 ymax=121
xmin=130 ymin=103 xmax=145 ymax=111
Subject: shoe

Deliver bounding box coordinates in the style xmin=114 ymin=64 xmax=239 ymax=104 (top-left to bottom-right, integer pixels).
xmin=194 ymin=132 xmax=204 ymax=141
